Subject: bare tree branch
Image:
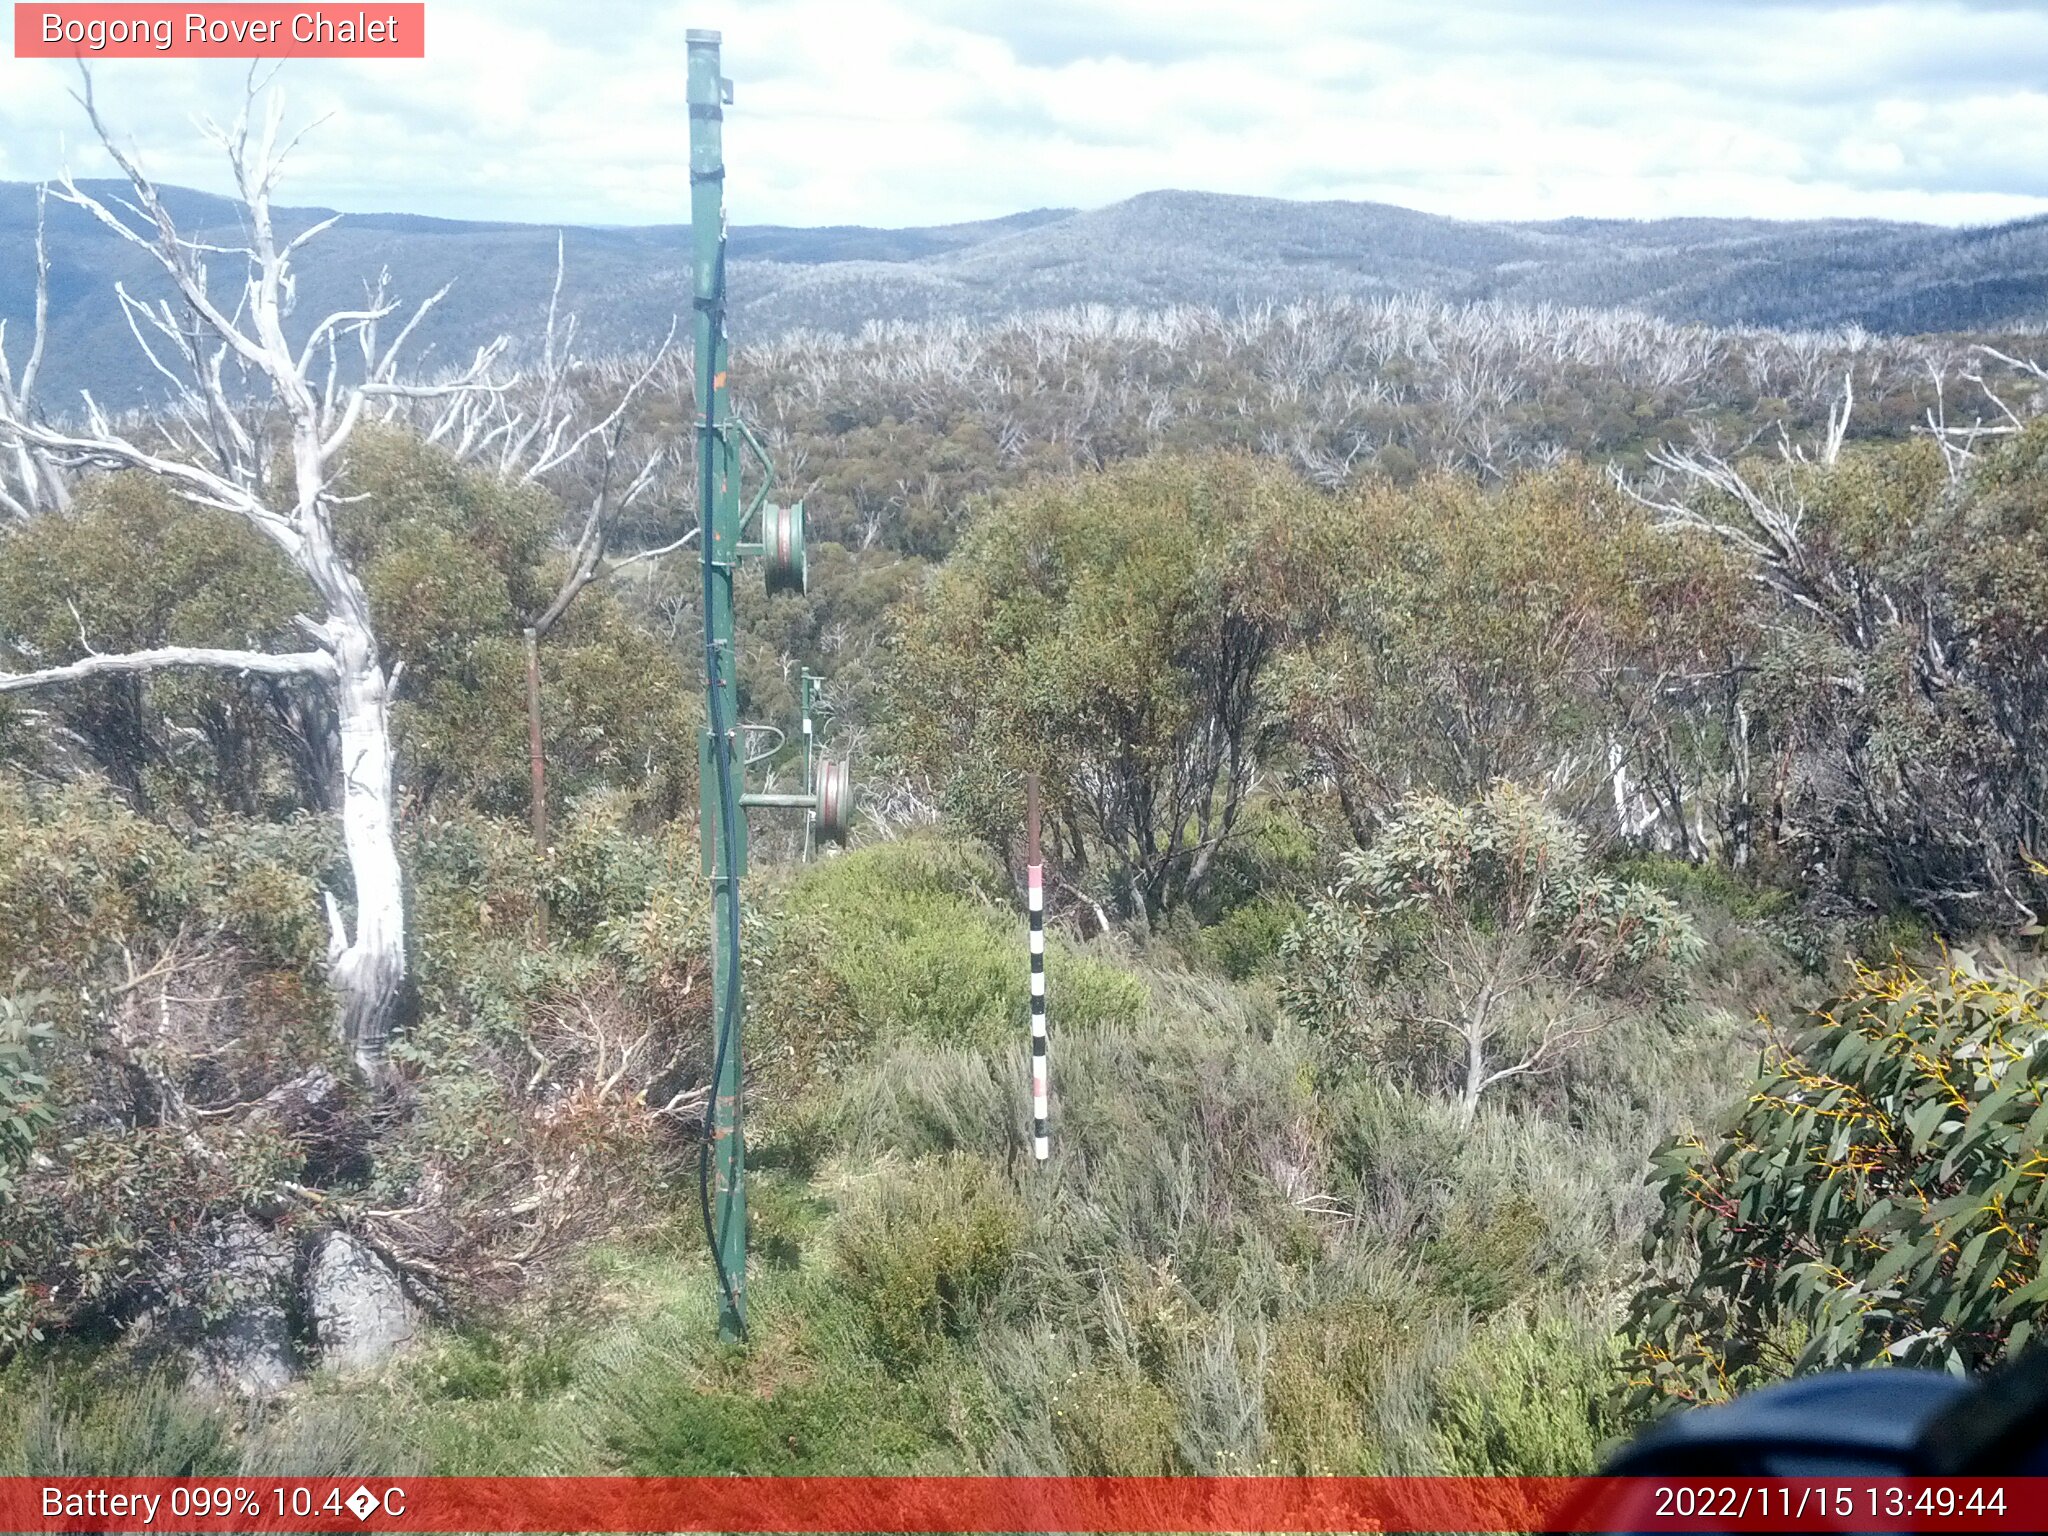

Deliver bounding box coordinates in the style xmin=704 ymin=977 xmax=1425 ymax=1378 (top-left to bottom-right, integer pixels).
xmin=0 ymin=185 xmax=69 ymax=518
xmin=0 ymin=646 xmax=337 ymax=693
xmin=603 ymin=525 xmax=700 ymax=577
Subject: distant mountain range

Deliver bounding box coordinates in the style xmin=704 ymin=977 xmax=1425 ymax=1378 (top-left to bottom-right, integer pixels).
xmin=3 ymin=181 xmax=2044 ymax=409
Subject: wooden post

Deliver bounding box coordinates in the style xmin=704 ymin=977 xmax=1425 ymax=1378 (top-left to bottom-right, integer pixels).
xmin=1026 ymin=771 xmax=1049 ymax=1164
xmin=524 ymin=625 xmax=548 ymax=943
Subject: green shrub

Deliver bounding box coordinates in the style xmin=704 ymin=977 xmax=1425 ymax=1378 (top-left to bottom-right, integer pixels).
xmin=581 ymin=1282 xmax=956 ymax=1475
xmin=1622 ymin=951 xmax=2048 ymax=1415
xmin=603 ymin=1367 xmax=943 ymax=1475
xmin=1849 ymin=908 xmax=1940 ymax=965
xmin=837 ymin=893 xmax=1016 ymax=1047
xmin=408 ymin=1326 xmax=579 ymax=1406
xmin=781 ymin=840 xmax=1015 ymax=1050
xmin=834 ymin=1158 xmax=1024 ymax=1370
xmin=203 ymin=814 xmax=341 ymax=977
xmin=1052 ymin=950 xmax=1148 ymax=1035
xmin=776 ymin=838 xmax=1142 ymax=1053
xmin=1049 ymin=1364 xmax=1181 ymax=1474
xmin=1263 ymin=1300 xmax=1404 ymax=1473
xmin=632 ymin=1373 xmax=937 ymax=1473
xmin=543 ymin=791 xmax=664 ymax=941
xmin=1610 ymin=853 xmax=1794 ymax=924
xmin=1432 ymin=1310 xmax=1623 ymax=1476
xmin=406 ymin=811 xmax=543 ymax=988
xmin=1189 ymin=799 xmax=1328 ymax=921
xmin=1200 ymin=894 xmax=1305 ymax=981
xmin=748 ymin=1170 xmax=831 ymax=1270
xmin=0 ymin=779 xmax=202 ymax=983
xmin=424 ymin=1333 xmax=517 ymax=1402
xmin=1422 ymin=1197 xmax=1553 ymax=1317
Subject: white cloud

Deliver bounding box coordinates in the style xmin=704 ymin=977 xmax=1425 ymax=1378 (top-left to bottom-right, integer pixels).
xmin=0 ymin=0 xmax=2042 ymax=227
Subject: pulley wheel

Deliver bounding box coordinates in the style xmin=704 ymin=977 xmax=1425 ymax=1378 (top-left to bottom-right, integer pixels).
xmin=815 ymin=757 xmax=854 ymax=845
xmin=763 ymin=500 xmax=807 ymax=596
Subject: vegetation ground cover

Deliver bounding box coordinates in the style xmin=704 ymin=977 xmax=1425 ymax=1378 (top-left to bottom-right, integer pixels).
xmin=4 ymin=273 xmax=2046 ymax=1473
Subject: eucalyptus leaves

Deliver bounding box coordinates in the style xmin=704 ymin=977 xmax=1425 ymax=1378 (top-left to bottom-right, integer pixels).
xmin=1624 ymin=951 xmax=2048 ymax=1413
xmin=0 ymin=985 xmax=53 ymax=1194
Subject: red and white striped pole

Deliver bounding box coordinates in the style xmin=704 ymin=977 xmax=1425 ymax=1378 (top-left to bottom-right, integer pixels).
xmin=1026 ymin=771 xmax=1049 ymax=1164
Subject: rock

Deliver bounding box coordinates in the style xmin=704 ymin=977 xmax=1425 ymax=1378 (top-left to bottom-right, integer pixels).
xmin=307 ymin=1230 xmax=418 ymax=1372
xmin=187 ymin=1216 xmax=298 ymax=1399
xmin=257 ymin=1066 xmax=342 ymax=1126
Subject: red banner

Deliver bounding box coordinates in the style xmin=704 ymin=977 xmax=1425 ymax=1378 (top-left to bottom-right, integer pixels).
xmin=12 ymin=5 xmax=424 ymax=58
xmin=3 ymin=1476 xmax=2044 ymax=1533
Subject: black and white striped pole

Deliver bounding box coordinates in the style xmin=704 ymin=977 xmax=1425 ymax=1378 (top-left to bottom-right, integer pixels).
xmin=1026 ymin=772 xmax=1049 ymax=1164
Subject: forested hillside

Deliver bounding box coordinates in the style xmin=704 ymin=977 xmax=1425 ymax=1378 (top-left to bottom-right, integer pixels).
xmin=8 ymin=177 xmax=2048 ymax=407
xmin=3 ymin=147 xmax=2047 ymax=1480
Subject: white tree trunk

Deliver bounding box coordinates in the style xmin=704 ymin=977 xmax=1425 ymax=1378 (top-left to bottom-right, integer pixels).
xmin=1459 ymin=1018 xmax=1486 ymax=1126
xmin=326 ymin=626 xmax=407 ymax=1078
xmin=291 ymin=396 xmax=409 ymax=1078
xmin=1457 ymin=982 xmax=1492 ymax=1127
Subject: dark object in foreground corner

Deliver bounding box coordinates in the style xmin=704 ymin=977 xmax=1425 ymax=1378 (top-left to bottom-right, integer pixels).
xmin=1572 ymin=1349 xmax=2048 ymax=1532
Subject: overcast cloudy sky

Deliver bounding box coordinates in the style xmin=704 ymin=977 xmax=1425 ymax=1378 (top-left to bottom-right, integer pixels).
xmin=2 ymin=0 xmax=2044 ymax=229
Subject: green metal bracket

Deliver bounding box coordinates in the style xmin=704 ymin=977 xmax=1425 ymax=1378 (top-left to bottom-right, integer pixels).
xmin=735 ymin=415 xmax=776 ymax=533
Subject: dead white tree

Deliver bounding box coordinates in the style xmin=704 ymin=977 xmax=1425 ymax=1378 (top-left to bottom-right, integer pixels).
xmin=1917 ymin=345 xmax=2048 ymax=481
xmin=0 ymin=78 xmax=506 ymax=1079
xmin=468 ymin=253 xmax=689 ymax=632
xmin=1777 ymin=368 xmax=1854 ymax=468
xmin=0 ymin=186 xmax=71 ymax=519
xmin=413 ymin=242 xmax=687 ymax=856
xmin=1615 ymin=374 xmax=1863 ymax=644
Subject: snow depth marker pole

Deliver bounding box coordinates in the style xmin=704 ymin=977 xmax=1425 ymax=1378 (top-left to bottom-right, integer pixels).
xmin=1027 ymin=772 xmax=1050 ymax=1164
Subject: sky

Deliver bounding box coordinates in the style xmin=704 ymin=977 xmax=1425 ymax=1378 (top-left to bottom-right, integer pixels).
xmin=2 ymin=0 xmax=2046 ymax=230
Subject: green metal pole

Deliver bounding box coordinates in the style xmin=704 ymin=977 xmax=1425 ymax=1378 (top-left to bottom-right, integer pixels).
xmin=688 ymin=27 xmax=747 ymax=1341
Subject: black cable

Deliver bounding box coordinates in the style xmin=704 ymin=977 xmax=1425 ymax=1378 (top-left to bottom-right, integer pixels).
xmin=695 ymin=225 xmax=747 ymax=1339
